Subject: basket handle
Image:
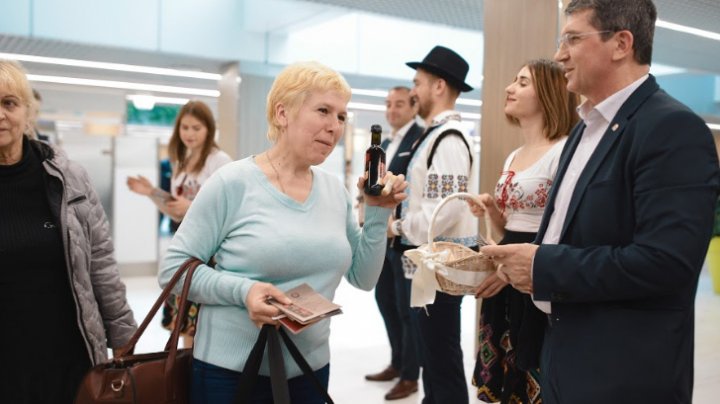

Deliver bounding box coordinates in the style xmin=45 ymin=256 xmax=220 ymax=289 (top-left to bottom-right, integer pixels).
xmin=427 ymin=192 xmax=493 ymax=246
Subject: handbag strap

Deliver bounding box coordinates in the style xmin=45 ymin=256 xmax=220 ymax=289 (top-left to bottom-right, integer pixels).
xmin=163 ymin=258 xmax=201 ymax=400
xmin=114 ymin=257 xmax=203 ymax=358
xmin=278 ymin=327 xmax=334 ymax=404
xmin=267 ymin=327 xmax=290 ymax=403
xmin=235 ymin=325 xmax=270 ymax=404
xmin=236 ymin=325 xmax=291 ymax=404
xmin=235 ymin=325 xmax=334 ymax=404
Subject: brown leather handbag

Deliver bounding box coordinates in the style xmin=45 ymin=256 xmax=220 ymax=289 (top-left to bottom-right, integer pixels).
xmin=75 ymin=257 xmax=203 ymax=404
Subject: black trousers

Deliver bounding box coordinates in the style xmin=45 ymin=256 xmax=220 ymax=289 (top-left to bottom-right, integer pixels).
xmin=540 ymin=322 xmax=560 ymax=404
xmin=416 ymin=291 xmax=467 ymax=404
xmin=374 ymin=247 xmax=420 ymax=380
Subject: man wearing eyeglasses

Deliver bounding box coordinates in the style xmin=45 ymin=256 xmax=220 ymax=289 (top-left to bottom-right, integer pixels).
xmin=482 ymin=1 xmax=719 ymax=403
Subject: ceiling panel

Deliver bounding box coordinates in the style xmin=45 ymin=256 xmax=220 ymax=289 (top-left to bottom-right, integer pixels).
xmin=651 ymin=0 xmax=720 ymax=74
xmin=302 ymin=0 xmax=484 ymax=31
xmin=654 ymin=0 xmax=720 ymax=33
xmin=1 ymin=0 xmax=718 ymax=80
xmin=308 ymin=0 xmax=720 ymax=75
xmin=653 ymin=29 xmax=720 ymax=75
xmin=0 ymin=35 xmax=227 ymax=73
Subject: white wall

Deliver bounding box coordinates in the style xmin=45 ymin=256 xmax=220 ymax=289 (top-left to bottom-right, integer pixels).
xmin=113 ymin=136 xmax=159 ymax=267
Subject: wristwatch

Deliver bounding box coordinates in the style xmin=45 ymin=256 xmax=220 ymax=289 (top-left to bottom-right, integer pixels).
xmin=392 ymin=219 xmax=404 ymax=237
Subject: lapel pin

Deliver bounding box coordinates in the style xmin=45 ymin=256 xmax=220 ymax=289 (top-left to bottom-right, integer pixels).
xmin=611 ymin=123 xmax=619 ymax=132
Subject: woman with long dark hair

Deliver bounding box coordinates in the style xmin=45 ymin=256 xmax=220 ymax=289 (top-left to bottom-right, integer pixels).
xmin=127 ymin=100 xmax=231 ymax=347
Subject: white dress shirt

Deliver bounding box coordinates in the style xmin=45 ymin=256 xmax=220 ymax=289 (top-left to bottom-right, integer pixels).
xmin=385 ymin=119 xmax=416 ymax=164
xmin=533 ymin=75 xmax=649 ymax=313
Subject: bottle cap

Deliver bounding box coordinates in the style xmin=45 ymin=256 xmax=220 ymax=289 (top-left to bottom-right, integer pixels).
xmin=370 ymin=124 xmax=382 ymax=135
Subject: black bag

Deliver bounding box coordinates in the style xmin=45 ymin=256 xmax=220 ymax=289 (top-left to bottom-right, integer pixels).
xmin=235 ymin=325 xmax=334 ymax=404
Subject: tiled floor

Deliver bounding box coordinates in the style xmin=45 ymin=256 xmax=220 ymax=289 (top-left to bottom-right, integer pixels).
xmin=121 ymin=267 xmax=720 ymax=403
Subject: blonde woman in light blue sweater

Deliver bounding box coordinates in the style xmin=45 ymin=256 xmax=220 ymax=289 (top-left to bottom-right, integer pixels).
xmin=160 ymin=61 xmax=407 ymax=404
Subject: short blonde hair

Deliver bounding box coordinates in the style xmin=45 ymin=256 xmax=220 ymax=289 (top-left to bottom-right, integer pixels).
xmin=0 ymin=60 xmax=35 ymax=117
xmin=266 ymin=61 xmax=351 ymax=142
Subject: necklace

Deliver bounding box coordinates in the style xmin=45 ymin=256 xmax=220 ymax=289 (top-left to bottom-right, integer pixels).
xmin=265 ymin=151 xmax=286 ymax=194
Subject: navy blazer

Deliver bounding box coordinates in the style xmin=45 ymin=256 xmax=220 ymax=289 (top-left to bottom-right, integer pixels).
xmin=385 ymin=122 xmax=423 ymax=250
xmin=385 ymin=122 xmax=423 ymax=177
xmin=533 ymin=75 xmax=719 ymax=403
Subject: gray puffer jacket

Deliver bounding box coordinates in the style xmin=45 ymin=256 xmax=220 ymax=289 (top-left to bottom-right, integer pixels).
xmin=31 ymin=139 xmax=137 ymax=365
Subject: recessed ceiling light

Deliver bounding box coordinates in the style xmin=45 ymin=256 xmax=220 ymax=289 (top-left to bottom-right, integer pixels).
xmin=126 ymin=95 xmax=190 ymax=110
xmin=0 ymin=52 xmax=221 ymax=80
xmin=656 ymin=19 xmax=720 ymax=41
xmin=27 ymin=74 xmax=220 ymax=97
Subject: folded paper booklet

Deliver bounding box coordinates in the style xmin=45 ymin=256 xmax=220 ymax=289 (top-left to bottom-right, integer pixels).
xmin=268 ymin=283 xmax=342 ymax=334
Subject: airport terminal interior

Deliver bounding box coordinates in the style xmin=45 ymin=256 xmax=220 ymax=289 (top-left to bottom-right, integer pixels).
xmin=1 ymin=0 xmax=719 ymax=402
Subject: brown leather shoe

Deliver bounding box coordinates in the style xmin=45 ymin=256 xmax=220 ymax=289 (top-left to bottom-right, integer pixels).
xmin=364 ymin=366 xmax=399 ymax=381
xmin=384 ymin=380 xmax=418 ymax=400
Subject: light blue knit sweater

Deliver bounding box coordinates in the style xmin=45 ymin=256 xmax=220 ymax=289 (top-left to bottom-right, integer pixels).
xmin=159 ymin=156 xmax=390 ymax=378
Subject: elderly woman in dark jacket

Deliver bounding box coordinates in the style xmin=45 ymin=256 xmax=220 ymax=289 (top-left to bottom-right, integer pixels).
xmin=0 ymin=60 xmax=137 ymax=402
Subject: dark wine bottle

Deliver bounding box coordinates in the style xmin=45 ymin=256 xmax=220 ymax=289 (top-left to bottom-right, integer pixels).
xmin=364 ymin=124 xmax=386 ymax=196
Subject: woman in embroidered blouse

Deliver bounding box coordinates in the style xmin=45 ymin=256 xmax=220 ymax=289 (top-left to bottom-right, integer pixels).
xmin=470 ymin=59 xmax=579 ymax=404
xmin=159 ymin=61 xmax=407 ymax=404
xmin=127 ymin=100 xmax=232 ymax=347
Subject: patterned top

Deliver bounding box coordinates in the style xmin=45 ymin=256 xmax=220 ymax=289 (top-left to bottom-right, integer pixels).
xmin=400 ymin=110 xmax=478 ymax=247
xmin=495 ymin=138 xmax=566 ymax=233
xmin=171 ymin=148 xmax=233 ymax=200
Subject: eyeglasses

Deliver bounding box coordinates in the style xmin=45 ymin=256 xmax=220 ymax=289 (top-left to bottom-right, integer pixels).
xmin=556 ymin=30 xmax=613 ymax=49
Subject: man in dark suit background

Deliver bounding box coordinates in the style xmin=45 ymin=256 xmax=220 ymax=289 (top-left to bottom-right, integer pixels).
xmin=482 ymin=1 xmax=719 ymax=403
xmin=365 ymin=86 xmax=423 ymax=400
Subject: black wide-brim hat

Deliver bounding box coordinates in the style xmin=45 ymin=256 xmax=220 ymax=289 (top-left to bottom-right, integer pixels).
xmin=406 ymin=45 xmax=473 ymax=92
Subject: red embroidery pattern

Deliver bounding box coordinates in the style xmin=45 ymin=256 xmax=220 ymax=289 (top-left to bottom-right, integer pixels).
xmin=495 ymin=176 xmax=553 ymax=213
xmin=496 ymin=171 xmax=515 ymax=215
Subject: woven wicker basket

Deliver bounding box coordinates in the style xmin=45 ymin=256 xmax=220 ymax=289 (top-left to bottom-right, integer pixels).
xmin=426 ymin=192 xmax=496 ymax=296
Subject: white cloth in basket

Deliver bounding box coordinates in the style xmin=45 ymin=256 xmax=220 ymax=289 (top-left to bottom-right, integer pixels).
xmin=404 ymin=246 xmax=489 ymax=307
xmin=403 ymin=192 xmax=492 ymax=307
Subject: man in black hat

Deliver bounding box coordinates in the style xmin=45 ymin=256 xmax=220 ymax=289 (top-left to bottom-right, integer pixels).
xmin=389 ymin=45 xmax=478 ymax=404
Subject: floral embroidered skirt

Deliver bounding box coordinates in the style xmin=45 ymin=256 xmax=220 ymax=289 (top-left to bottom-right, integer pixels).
xmin=161 ymin=293 xmax=199 ymax=337
xmin=472 ymin=230 xmax=546 ymax=404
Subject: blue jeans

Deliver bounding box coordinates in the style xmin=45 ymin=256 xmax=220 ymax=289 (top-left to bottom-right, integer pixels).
xmin=190 ymin=359 xmax=330 ymax=404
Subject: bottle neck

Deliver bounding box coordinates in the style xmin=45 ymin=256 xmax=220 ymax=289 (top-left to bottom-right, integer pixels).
xmin=371 ymin=131 xmax=381 ymax=145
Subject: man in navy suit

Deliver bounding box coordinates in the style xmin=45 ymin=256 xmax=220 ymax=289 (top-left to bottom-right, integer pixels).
xmin=482 ymin=1 xmax=719 ymax=403
xmin=365 ymin=86 xmax=423 ymax=400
